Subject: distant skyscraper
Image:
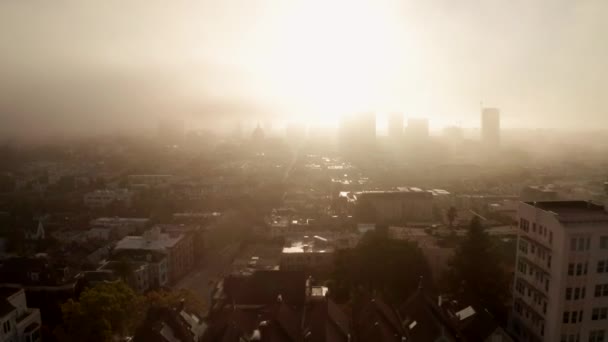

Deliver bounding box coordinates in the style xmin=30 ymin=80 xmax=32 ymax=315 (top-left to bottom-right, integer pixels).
xmin=388 ymin=112 xmax=404 ymax=140
xmin=406 ymin=118 xmax=429 ymax=141
xmin=481 ymin=108 xmax=500 ymax=146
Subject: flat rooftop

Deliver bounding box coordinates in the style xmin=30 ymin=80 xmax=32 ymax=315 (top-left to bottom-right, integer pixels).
xmin=526 ymin=201 xmax=608 ymax=223
xmin=282 ymin=236 xmax=334 ymax=254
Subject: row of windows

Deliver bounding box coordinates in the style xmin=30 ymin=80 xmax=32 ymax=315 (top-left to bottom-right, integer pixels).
xmin=515 ymin=280 xmax=547 ymax=313
xmin=563 ymin=310 xmax=584 ymax=324
xmin=568 ymin=262 xmax=589 ymax=276
xmin=570 ymin=236 xmax=608 ymax=251
xmin=571 ymin=237 xmax=591 ymax=251
xmin=562 ymin=331 xmax=606 ymax=342
xmin=519 ymin=218 xmax=553 ymax=244
xmin=566 ymin=286 xmax=586 ymax=301
xmin=514 ymin=301 xmax=544 ymax=336
xmin=517 ymin=261 xmax=549 ymax=290
xmin=590 ymin=330 xmax=606 ymax=342
xmin=592 ymin=307 xmax=608 ymax=321
xmin=595 ymin=284 xmax=608 ymax=298
xmin=561 ymin=334 xmax=580 ymax=342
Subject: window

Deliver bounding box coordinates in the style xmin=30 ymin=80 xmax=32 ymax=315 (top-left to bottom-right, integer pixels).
xmin=2 ymin=320 xmax=10 ymax=333
xmin=599 ymin=260 xmax=607 ymax=273
xmin=601 ymin=236 xmax=608 ymax=249
xmin=533 ymin=223 xmax=536 ymax=232
xmin=587 ymin=237 xmax=591 ymax=250
xmin=577 ymin=263 xmax=583 ymax=275
xmin=566 ymin=288 xmax=573 ymax=300
xmin=593 ymin=308 xmax=608 ymax=321
xmin=549 ymin=231 xmax=553 ymax=244
xmin=574 ymin=288 xmax=580 ymax=300
xmin=569 ymin=263 xmax=575 ymax=275
xmin=563 ymin=311 xmax=569 ymax=323
xmin=548 ymin=256 xmax=552 ymax=268
xmin=572 ymin=311 xmax=578 ymax=322
xmin=595 ymin=284 xmax=608 ymax=297
xmin=589 ymin=330 xmax=605 ymax=342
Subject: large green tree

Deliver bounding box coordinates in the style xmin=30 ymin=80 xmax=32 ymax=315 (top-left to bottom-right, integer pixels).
xmin=55 ymin=282 xmax=138 ymax=342
xmin=443 ymin=217 xmax=511 ymax=320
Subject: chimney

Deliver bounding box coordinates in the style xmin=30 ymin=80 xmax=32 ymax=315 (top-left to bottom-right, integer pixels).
xmin=178 ymin=298 xmax=185 ymax=312
xmin=438 ymin=295 xmax=442 ymax=307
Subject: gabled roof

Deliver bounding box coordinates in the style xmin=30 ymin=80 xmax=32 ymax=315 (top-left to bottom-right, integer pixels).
xmin=355 ymin=297 xmax=407 ymax=342
xmin=303 ymin=298 xmax=351 ymax=342
xmin=398 ymin=289 xmax=455 ymax=342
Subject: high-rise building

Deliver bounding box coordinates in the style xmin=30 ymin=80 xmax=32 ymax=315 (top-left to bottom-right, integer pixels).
xmin=406 ymin=118 xmax=429 ymax=141
xmin=511 ymin=200 xmax=608 ymax=342
xmin=388 ymin=112 xmax=404 ymax=140
xmin=481 ymin=108 xmax=500 ymax=146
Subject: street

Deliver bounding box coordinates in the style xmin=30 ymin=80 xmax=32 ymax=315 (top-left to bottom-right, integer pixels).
xmin=174 ymin=243 xmax=239 ymax=311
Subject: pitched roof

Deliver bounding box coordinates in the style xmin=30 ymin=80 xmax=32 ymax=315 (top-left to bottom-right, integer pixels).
xmin=398 ymin=290 xmax=455 ymax=341
xmin=303 ymin=299 xmax=351 ymax=342
xmin=355 ymin=297 xmax=406 ymax=342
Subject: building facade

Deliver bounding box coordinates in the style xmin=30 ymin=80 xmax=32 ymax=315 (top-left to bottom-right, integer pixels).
xmin=511 ymin=201 xmax=608 ymax=342
xmin=0 ymin=288 xmax=41 ymax=342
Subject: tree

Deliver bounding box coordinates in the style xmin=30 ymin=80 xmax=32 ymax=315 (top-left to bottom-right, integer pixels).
xmin=330 ymin=229 xmax=431 ymax=303
xmin=443 ymin=217 xmax=510 ymax=321
xmin=144 ymin=288 xmax=205 ymax=313
xmin=447 ymin=206 xmax=458 ymax=228
xmin=55 ymin=282 xmax=138 ymax=342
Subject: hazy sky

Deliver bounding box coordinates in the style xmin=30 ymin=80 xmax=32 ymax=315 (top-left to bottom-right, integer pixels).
xmin=1 ymin=0 xmax=606 ymax=136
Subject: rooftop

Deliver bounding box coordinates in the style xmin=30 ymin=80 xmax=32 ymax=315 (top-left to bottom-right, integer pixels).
xmin=526 ymin=201 xmax=608 ymax=223
xmin=115 ymin=231 xmax=183 ymax=252
xmin=282 ymin=236 xmax=334 ymax=254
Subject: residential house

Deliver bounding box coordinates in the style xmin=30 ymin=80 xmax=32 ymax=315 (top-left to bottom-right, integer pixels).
xmin=0 ymin=288 xmax=41 ymax=342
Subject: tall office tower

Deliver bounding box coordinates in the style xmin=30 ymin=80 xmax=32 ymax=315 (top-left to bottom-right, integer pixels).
xmin=511 ymin=200 xmax=608 ymax=342
xmin=406 ymin=118 xmax=429 ymax=141
xmin=388 ymin=112 xmax=404 ymax=140
xmin=481 ymin=107 xmax=500 ymax=146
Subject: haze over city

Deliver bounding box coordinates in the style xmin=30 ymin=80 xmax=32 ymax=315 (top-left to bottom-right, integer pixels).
xmin=1 ymin=2 xmax=608 ymax=342
xmin=1 ymin=0 xmax=607 ymax=137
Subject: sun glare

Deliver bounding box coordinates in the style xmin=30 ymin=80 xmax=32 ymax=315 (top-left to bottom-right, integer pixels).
xmin=249 ymin=0 xmax=411 ymax=126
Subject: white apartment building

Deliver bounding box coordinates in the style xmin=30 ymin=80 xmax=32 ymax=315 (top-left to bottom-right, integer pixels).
xmin=0 ymin=288 xmax=41 ymax=342
xmin=512 ymin=201 xmax=608 ymax=342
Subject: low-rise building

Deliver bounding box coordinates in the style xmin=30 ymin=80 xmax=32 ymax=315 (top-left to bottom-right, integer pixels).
xmin=355 ymin=189 xmax=434 ymax=225
xmin=280 ymin=235 xmax=335 ymax=274
xmin=83 ymin=189 xmax=133 ymax=209
xmin=0 ymin=288 xmax=42 ymax=342
xmin=114 ymin=227 xmax=193 ymax=284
